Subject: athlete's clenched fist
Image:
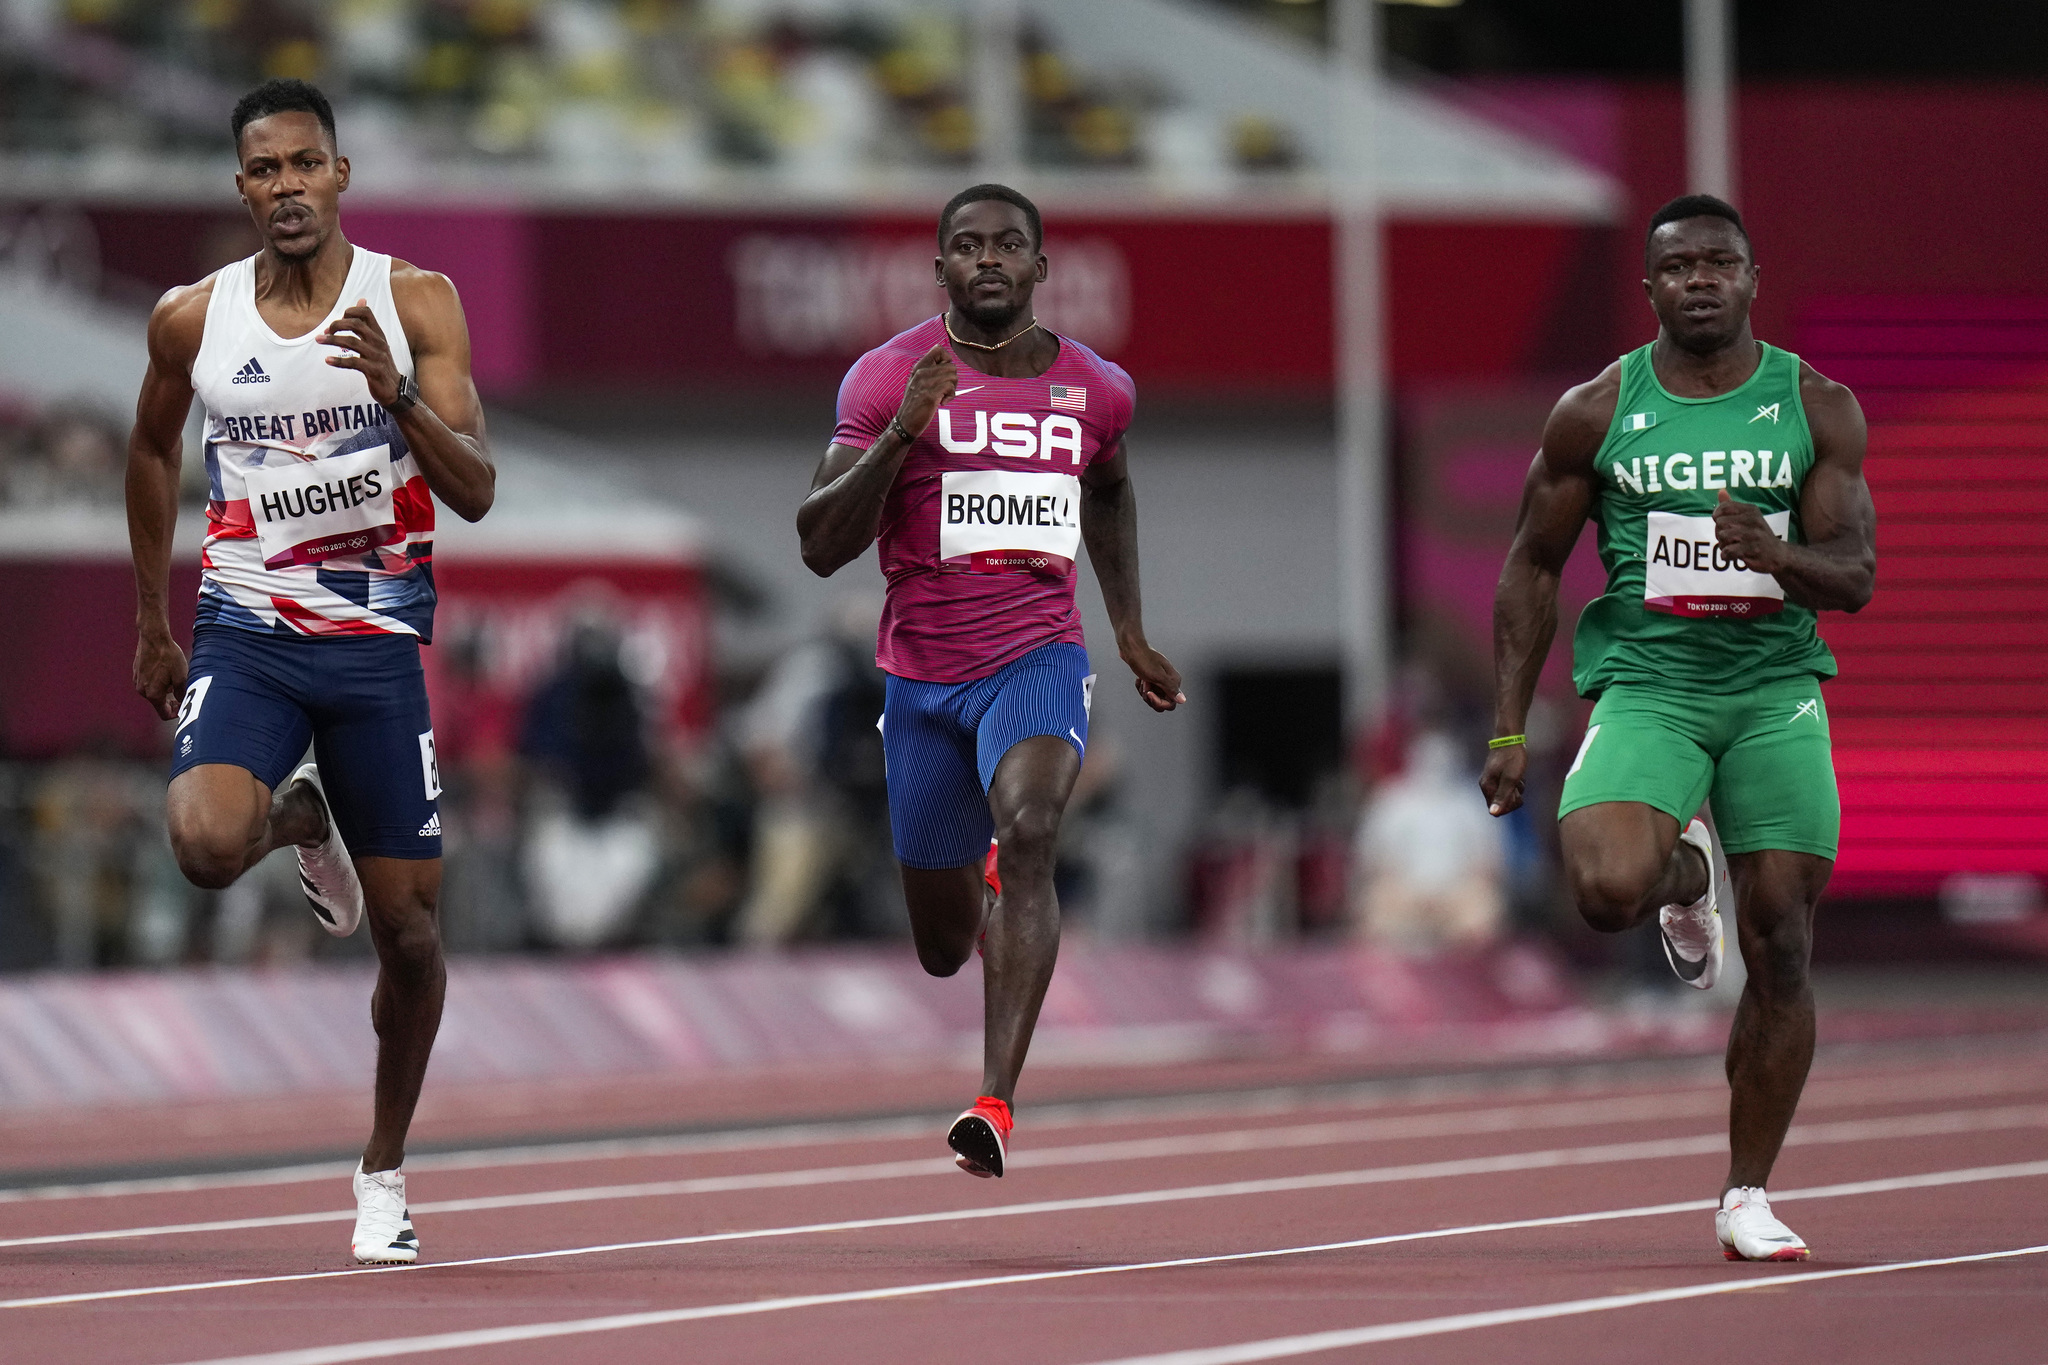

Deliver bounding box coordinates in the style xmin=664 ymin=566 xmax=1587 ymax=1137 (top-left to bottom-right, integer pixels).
xmin=317 ymin=300 xmax=403 ymax=409
xmin=1120 ymin=639 xmax=1186 ymax=713
xmin=1480 ymin=743 xmax=1526 ymax=817
xmin=133 ymin=628 xmax=190 ymax=722
xmin=1712 ymin=488 xmax=1788 ymax=575
xmin=893 ymin=345 xmax=958 ymax=440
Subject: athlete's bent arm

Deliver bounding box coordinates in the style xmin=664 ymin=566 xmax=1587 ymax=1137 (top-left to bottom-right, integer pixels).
xmin=1080 ymin=445 xmax=1183 ymax=713
xmin=800 ymin=432 xmax=913 ymax=577
xmin=1713 ymin=367 xmax=1875 ymax=613
xmin=799 ymin=344 xmax=955 ymax=576
xmin=318 ymin=267 xmax=494 ymax=522
xmin=1482 ymin=376 xmax=1608 ymax=816
xmin=126 ymin=284 xmax=208 ymax=720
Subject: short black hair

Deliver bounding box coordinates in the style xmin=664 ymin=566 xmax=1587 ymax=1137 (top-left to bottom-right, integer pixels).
xmin=1645 ymin=193 xmax=1751 ymax=260
xmin=231 ymin=79 xmax=337 ymax=152
xmin=938 ymin=183 xmax=1042 ymax=251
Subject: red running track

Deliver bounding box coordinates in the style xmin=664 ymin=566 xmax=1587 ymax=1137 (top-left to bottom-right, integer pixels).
xmin=2 ymin=1040 xmax=2045 ymax=1365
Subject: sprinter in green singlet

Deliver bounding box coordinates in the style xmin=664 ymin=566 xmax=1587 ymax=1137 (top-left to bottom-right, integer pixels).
xmin=1483 ymin=195 xmax=1876 ymax=1262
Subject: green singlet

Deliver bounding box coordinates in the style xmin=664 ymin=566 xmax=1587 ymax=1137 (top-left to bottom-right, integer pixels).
xmin=1571 ymin=340 xmax=1836 ymax=699
xmin=1559 ymin=341 xmax=1840 ymax=859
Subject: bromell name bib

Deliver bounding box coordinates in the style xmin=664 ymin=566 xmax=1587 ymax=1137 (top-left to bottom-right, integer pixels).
xmin=937 ymin=469 xmax=1082 ymax=575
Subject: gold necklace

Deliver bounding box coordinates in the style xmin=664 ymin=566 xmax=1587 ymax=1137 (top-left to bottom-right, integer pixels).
xmin=944 ymin=313 xmax=1040 ymax=352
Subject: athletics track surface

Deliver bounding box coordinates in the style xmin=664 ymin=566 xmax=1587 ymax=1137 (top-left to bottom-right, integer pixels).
xmin=2 ymin=1037 xmax=2044 ymax=1365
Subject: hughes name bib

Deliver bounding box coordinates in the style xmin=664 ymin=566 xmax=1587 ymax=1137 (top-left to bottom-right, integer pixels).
xmin=243 ymin=445 xmax=402 ymax=569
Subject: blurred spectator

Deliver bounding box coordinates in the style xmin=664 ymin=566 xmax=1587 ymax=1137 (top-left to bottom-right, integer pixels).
xmin=0 ymin=1 xmax=1219 ymax=180
xmin=432 ymin=622 xmax=528 ymax=952
xmin=519 ymin=612 xmax=662 ymax=949
xmin=0 ymin=402 xmax=125 ymax=508
xmin=641 ymin=729 xmax=753 ymax=947
xmin=24 ymin=749 xmax=176 ymax=967
xmin=1050 ymin=730 xmax=1142 ymax=931
xmin=1188 ymin=786 xmax=1301 ymax=944
xmin=733 ymin=594 xmax=893 ymax=945
xmin=1350 ymin=730 xmax=1506 ymax=952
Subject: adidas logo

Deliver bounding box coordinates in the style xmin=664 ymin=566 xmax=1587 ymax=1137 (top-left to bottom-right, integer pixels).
xmin=231 ymin=358 xmax=271 ymax=384
xmin=418 ymin=813 xmax=440 ymax=837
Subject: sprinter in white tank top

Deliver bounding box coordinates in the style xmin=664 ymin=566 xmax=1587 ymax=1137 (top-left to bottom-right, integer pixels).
xmin=124 ymin=78 xmax=495 ymax=1266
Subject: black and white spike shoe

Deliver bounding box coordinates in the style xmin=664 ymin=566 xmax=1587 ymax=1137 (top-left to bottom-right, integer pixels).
xmin=352 ymin=1162 xmax=419 ymax=1264
xmin=289 ymin=763 xmax=362 ymax=937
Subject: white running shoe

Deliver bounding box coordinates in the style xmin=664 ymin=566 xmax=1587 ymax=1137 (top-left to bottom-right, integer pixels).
xmin=351 ymin=1162 xmax=419 ymax=1264
xmin=1717 ymin=1186 xmax=1809 ymax=1261
xmin=1657 ymin=818 xmax=1724 ymax=990
xmin=290 ymin=763 xmax=362 ymax=937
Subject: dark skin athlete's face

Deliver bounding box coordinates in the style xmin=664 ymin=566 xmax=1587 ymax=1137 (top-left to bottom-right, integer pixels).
xmin=235 ymin=111 xmax=348 ymax=262
xmin=936 ymin=199 xmax=1046 ymax=333
xmin=1644 ymin=216 xmax=1757 ymax=356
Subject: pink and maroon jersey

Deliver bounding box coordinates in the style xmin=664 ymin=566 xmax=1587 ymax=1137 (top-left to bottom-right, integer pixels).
xmin=834 ymin=317 xmax=1135 ymax=683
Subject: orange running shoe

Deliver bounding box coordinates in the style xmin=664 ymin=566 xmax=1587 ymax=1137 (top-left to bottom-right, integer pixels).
xmin=948 ymin=1096 xmax=1012 ymax=1178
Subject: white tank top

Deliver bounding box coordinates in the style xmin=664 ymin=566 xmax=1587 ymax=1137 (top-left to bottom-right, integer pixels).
xmin=192 ymin=246 xmax=436 ymax=639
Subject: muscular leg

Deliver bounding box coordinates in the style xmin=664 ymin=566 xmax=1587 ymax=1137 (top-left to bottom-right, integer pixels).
xmin=1723 ymin=849 xmax=1828 ymax=1194
xmin=979 ymin=735 xmax=1081 ymax=1105
xmin=900 ymin=862 xmax=986 ymax=978
xmin=166 ymin=763 xmax=325 ymax=889
xmin=356 ymin=856 xmax=446 ymax=1173
xmin=1558 ymin=800 xmax=1709 ymax=934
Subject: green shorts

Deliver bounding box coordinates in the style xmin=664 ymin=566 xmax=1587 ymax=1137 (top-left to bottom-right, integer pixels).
xmin=1557 ymin=676 xmax=1840 ymax=859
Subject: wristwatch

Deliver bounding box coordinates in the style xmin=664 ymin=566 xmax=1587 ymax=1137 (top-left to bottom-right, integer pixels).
xmin=385 ymin=373 xmax=420 ymax=416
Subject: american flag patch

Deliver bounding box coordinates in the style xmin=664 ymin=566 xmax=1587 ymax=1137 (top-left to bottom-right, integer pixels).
xmin=1049 ymin=384 xmax=1086 ymax=412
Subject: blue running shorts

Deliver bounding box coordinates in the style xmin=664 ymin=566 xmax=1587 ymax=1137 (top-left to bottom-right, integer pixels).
xmin=881 ymin=642 xmax=1095 ymax=870
xmin=170 ymin=626 xmax=442 ymax=860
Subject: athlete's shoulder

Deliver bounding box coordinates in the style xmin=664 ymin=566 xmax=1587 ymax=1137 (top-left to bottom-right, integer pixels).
xmin=868 ymin=316 xmax=948 ymax=367
xmin=840 ymin=317 xmax=940 ymax=388
xmin=388 ymin=257 xmax=461 ymax=307
xmin=1793 ymin=357 xmax=1867 ymax=454
xmin=835 ymin=318 xmax=938 ymax=436
xmin=1792 ymin=356 xmax=1858 ymax=411
xmin=1054 ymin=336 xmax=1135 ymax=433
xmin=146 ymin=272 xmax=221 ymax=367
xmin=1056 ymin=335 xmax=1134 ymax=398
xmin=387 ymin=258 xmax=466 ymax=334
xmin=1543 ymin=358 xmax=1624 ymax=462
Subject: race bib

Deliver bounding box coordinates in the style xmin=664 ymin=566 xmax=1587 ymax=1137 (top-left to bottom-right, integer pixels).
xmin=242 ymin=445 xmax=402 ymax=569
xmin=1644 ymin=510 xmax=1791 ymax=618
xmin=938 ymin=470 xmax=1082 ymax=575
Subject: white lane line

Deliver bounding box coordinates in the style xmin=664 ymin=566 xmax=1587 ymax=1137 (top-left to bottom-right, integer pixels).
xmin=12 ymin=1077 xmax=2044 ymax=1250
xmin=3 ymin=1106 xmax=2042 ymax=1315
xmin=1073 ymin=1244 xmax=2048 ymax=1365
xmin=166 ymin=1235 xmax=2048 ymax=1365
xmin=9 ymin=1057 xmax=2039 ymax=1206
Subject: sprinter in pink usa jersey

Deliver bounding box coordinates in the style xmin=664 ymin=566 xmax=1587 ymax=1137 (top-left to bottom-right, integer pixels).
xmin=799 ymin=185 xmax=1183 ymax=1177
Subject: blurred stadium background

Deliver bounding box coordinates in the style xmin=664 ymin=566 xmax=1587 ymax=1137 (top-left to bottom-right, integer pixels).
xmin=0 ymin=0 xmax=2044 ymax=1136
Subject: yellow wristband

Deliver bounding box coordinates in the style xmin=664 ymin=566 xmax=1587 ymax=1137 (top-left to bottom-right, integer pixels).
xmin=1487 ymin=734 xmax=1527 ymax=750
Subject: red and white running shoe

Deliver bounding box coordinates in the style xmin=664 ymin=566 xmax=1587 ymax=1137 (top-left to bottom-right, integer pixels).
xmin=1717 ymin=1186 xmax=1809 ymax=1261
xmin=948 ymin=1096 xmax=1013 ymax=1178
